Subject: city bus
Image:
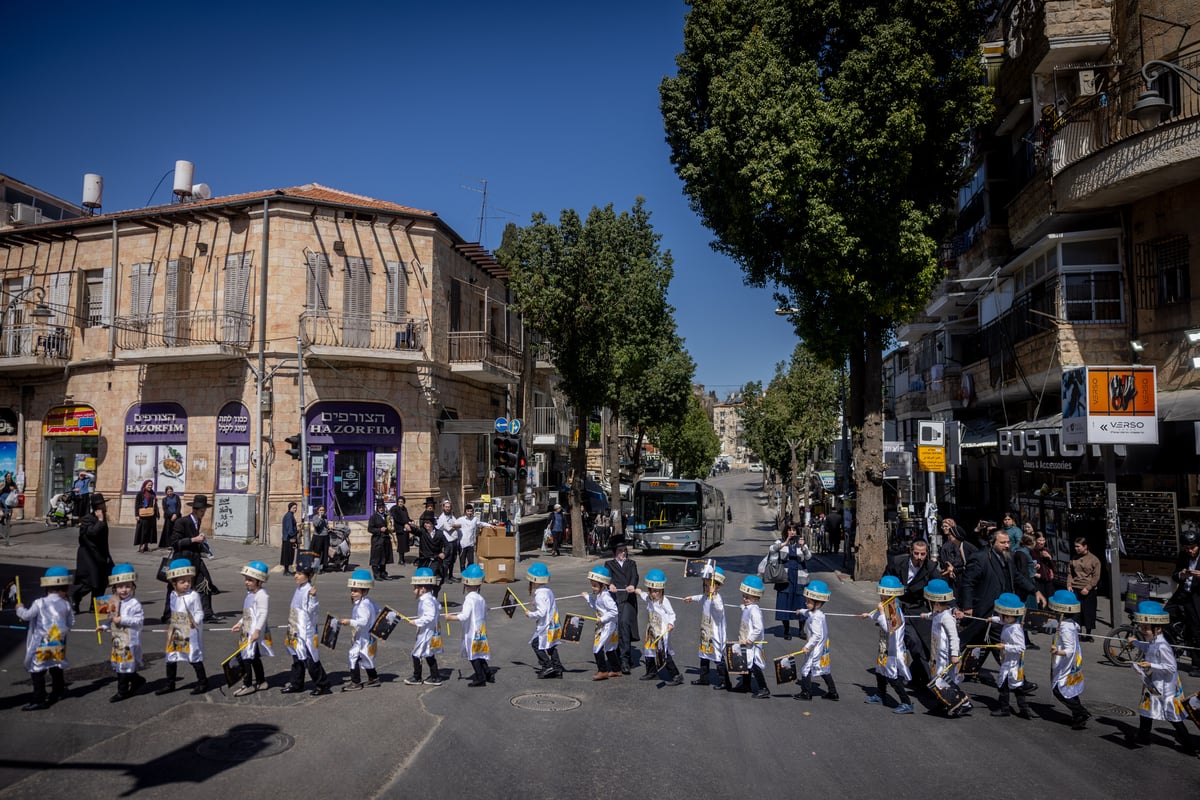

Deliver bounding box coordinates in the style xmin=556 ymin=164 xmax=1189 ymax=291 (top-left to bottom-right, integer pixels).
xmin=630 ymin=478 xmax=726 ymax=553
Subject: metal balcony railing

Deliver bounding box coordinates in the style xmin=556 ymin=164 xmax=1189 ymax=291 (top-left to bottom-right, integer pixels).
xmin=530 ymin=406 xmax=572 ymax=439
xmin=448 ymin=331 xmax=522 ymax=374
xmin=1050 ymin=48 xmax=1200 ymax=175
xmin=117 ymin=310 xmax=253 ymax=350
xmin=300 ymin=311 xmax=428 ymax=352
xmin=1 ymin=325 xmax=72 ymax=359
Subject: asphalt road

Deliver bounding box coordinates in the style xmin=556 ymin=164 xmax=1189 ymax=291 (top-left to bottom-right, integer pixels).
xmin=1 ymin=474 xmax=1196 ymax=798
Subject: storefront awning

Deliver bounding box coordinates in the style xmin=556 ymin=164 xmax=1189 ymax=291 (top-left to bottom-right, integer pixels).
xmin=998 ymin=412 xmax=1063 ymax=432
xmin=959 ymin=419 xmax=1000 ymax=449
xmin=1160 ymin=388 xmax=1200 ymax=422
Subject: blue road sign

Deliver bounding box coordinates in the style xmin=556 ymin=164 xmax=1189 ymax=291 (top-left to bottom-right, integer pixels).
xmin=494 ymin=417 xmax=509 ymax=433
xmin=509 ymin=418 xmax=522 ymax=435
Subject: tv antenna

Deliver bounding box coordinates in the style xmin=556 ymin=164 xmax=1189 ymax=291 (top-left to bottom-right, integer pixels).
xmin=460 ymin=177 xmax=519 ymax=248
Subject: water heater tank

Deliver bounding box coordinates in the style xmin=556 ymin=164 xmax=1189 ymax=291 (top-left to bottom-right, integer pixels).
xmin=173 ymin=161 xmax=195 ymax=196
xmin=82 ymin=174 xmax=103 ymax=209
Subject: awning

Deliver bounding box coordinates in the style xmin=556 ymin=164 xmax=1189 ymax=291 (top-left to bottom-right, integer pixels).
xmin=959 ymin=419 xmax=1000 ymax=449
xmin=998 ymin=412 xmax=1062 ymax=432
xmin=1160 ymin=388 xmax=1200 ymax=422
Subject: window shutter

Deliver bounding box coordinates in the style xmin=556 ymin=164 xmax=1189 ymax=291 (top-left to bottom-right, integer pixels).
xmin=306 ymin=252 xmax=330 ymax=315
xmin=223 ymin=252 xmax=252 ymax=343
xmin=49 ymin=272 xmax=72 ymax=327
xmin=343 ymin=257 xmax=372 ymax=347
xmin=385 ymin=260 xmax=406 ymax=322
xmin=100 ymin=267 xmax=113 ymax=326
xmin=165 ymin=257 xmax=191 ymax=344
xmin=130 ymin=262 xmax=155 ymax=321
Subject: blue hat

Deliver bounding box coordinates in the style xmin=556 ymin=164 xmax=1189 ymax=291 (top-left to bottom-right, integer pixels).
xmin=1048 ymin=590 xmax=1081 ymax=614
xmin=1133 ymin=600 xmax=1169 ymax=625
xmin=348 ymin=569 xmax=375 ymax=589
xmin=644 ymin=569 xmax=667 ymax=589
xmin=994 ymin=592 xmax=1025 ymax=618
xmin=109 ymin=563 xmax=138 ymax=585
xmin=40 ymin=565 xmax=72 ymax=588
xmin=877 ymin=575 xmax=904 ymax=597
xmin=739 ymin=575 xmax=764 ymax=597
xmin=295 ymin=552 xmax=317 ymax=574
xmin=923 ymin=578 xmax=954 ymax=603
xmin=804 ymin=580 xmax=831 ymax=602
xmin=166 ymin=558 xmax=196 ymax=581
xmin=705 ymin=564 xmax=727 ymax=584
xmin=587 ymin=565 xmax=612 ymax=585
xmin=526 ymin=563 xmax=551 ymax=584
xmin=461 ymin=564 xmax=486 ymax=586
xmin=412 ymin=567 xmax=438 ymax=586
xmin=240 ymin=560 xmax=269 ymax=582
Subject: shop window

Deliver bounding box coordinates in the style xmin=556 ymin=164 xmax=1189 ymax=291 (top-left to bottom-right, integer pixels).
xmin=331 ymin=449 xmax=368 ymax=518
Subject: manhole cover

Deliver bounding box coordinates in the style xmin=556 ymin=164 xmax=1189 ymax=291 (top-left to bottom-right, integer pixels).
xmin=510 ymin=692 xmax=581 ymax=712
xmin=196 ymin=727 xmax=295 ymax=762
xmin=1087 ymin=702 xmax=1136 ymax=718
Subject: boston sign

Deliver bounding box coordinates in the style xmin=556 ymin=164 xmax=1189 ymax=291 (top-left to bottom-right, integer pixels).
xmin=997 ymin=425 xmax=1085 ymax=472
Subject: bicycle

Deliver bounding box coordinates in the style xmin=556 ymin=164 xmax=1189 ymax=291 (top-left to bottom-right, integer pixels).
xmin=1102 ymin=572 xmax=1191 ymax=667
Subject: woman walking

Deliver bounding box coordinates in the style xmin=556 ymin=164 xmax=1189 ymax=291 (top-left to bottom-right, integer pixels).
xmin=770 ymin=522 xmax=812 ymax=640
xmin=158 ymin=486 xmax=181 ymax=549
xmin=133 ymin=480 xmax=158 ymax=553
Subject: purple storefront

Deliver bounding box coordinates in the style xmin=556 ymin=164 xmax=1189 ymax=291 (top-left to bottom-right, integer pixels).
xmin=305 ymin=401 xmax=401 ymax=520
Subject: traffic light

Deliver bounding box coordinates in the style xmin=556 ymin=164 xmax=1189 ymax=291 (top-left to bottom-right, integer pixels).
xmin=516 ymin=441 xmax=528 ymax=480
xmin=492 ymin=434 xmax=520 ymax=480
xmin=284 ymin=434 xmax=303 ymax=461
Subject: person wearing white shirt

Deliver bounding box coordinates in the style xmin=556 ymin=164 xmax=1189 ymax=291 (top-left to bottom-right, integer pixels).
xmin=457 ymin=505 xmax=484 ymax=571
xmin=437 ymin=500 xmax=462 ymax=583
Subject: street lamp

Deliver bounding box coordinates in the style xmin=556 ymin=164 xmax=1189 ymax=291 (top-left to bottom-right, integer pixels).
xmin=0 ymin=285 xmax=53 ymax=353
xmin=1126 ymin=59 xmax=1200 ymax=131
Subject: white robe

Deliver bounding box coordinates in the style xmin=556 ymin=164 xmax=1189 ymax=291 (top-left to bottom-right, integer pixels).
xmin=738 ymin=603 xmax=764 ymax=669
xmin=526 ymin=586 xmax=561 ymax=649
xmin=687 ymin=591 xmax=726 ymax=662
xmin=165 ymin=590 xmax=204 ymax=664
xmin=456 ymin=591 xmax=489 ymax=661
xmin=1051 ymin=617 xmax=1085 ymax=699
xmin=990 ymin=617 xmax=1025 ymax=688
xmin=1134 ymin=634 xmax=1186 ymax=722
xmin=585 ymin=590 xmax=618 ymax=654
xmin=348 ymin=595 xmax=380 ymax=669
xmin=17 ymin=595 xmax=73 ymax=672
xmin=108 ymin=596 xmax=144 ymax=674
xmin=870 ymin=600 xmax=909 ymax=681
xmin=798 ymin=608 xmax=831 ymax=677
xmin=411 ymin=591 xmax=442 ymax=658
xmin=930 ymin=609 xmax=961 ymax=689
xmin=640 ymin=591 xmax=676 ymax=658
xmin=239 ymin=588 xmax=274 ymax=659
xmin=286 ymin=584 xmax=321 ymax=662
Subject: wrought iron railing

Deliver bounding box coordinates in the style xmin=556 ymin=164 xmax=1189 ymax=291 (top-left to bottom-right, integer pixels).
xmin=1 ymin=325 xmax=72 ymax=360
xmin=116 ymin=310 xmax=253 ymax=350
xmin=299 ymin=311 xmax=428 ymax=352
xmin=448 ymin=331 xmax=522 ymax=374
xmin=1050 ymin=48 xmax=1200 ymax=175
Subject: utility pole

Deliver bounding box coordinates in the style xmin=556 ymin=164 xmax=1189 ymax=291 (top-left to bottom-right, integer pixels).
xmin=297 ymin=336 xmax=308 ymax=548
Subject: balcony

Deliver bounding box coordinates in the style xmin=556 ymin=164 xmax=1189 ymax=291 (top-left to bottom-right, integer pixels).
xmin=0 ymin=324 xmax=72 ymax=373
xmin=448 ymin=331 xmax=521 ymax=384
xmin=530 ymin=405 xmax=572 ymax=449
xmin=300 ymin=311 xmax=430 ymax=365
xmin=118 ymin=310 xmax=252 ymax=362
xmin=530 ymin=338 xmax=555 ymax=372
xmin=926 ymin=372 xmax=963 ymax=413
xmin=1051 ymin=48 xmax=1200 ymax=211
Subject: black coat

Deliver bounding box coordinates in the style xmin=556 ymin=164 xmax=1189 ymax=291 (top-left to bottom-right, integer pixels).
xmin=171 ymin=514 xmax=218 ymax=594
xmin=368 ymin=511 xmax=391 ymax=566
xmin=390 ymin=504 xmax=413 ymax=552
xmin=960 ymin=546 xmax=1035 ymax=616
xmin=604 ymin=556 xmax=640 ymax=606
xmin=75 ymin=512 xmax=114 ymax=591
xmin=884 ymin=553 xmax=940 ymax=609
xmin=417 ymin=526 xmax=445 ymax=561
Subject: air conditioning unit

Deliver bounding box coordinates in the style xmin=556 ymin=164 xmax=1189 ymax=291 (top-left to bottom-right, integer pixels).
xmin=10 ymin=203 xmax=43 ymax=226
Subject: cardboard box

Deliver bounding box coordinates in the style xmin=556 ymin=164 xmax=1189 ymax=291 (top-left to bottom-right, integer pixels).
xmin=480 ymin=556 xmax=516 ymax=583
xmin=479 ymin=524 xmax=504 ymax=538
xmin=477 ymin=536 xmax=515 ymax=559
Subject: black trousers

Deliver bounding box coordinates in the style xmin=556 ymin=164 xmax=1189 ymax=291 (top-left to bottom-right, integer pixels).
xmin=1053 ymin=686 xmax=1087 ymax=720
xmin=876 ymin=672 xmax=911 ymax=704
xmin=616 ymin=602 xmax=639 ymax=668
xmin=698 ymin=657 xmax=731 ymax=687
xmin=30 ymin=668 xmax=65 ymax=702
xmin=997 ymin=677 xmax=1032 ymax=712
xmin=289 ymin=655 xmax=330 ymax=689
xmin=1079 ymin=590 xmax=1098 ymax=632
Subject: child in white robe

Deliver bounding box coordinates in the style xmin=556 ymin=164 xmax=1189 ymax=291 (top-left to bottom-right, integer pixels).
xmin=862 ymin=575 xmax=911 ymax=713
xmin=448 ymin=563 xmax=490 ymax=686
xmin=16 ymin=566 xmax=75 ymax=710
xmin=282 ymin=554 xmax=330 ymax=695
xmin=231 ymin=560 xmax=273 ymax=696
xmin=102 ymin=564 xmax=146 ymax=701
xmin=341 ymin=569 xmax=381 ymax=690
xmin=581 ymin=565 xmax=621 ymax=680
xmin=637 ymin=569 xmax=681 ymax=685
xmin=794 ymin=580 xmax=838 ymax=701
xmin=159 ymin=558 xmax=209 ymax=695
xmin=405 ymin=567 xmax=443 ymax=685
xmin=683 ymin=564 xmax=729 ymax=690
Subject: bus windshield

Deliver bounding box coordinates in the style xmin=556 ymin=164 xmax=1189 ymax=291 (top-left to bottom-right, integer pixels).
xmin=634 ymin=487 xmax=702 ymax=531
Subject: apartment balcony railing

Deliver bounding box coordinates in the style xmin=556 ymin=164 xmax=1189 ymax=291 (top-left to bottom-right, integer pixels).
xmin=448 ymin=331 xmax=522 ymax=383
xmin=117 ymin=310 xmax=253 ymax=354
xmin=1051 ymin=49 xmax=1200 ymax=176
xmin=530 ymin=406 xmax=573 ymax=446
xmin=0 ymin=324 xmax=72 ymax=369
xmin=300 ymin=311 xmax=428 ymax=355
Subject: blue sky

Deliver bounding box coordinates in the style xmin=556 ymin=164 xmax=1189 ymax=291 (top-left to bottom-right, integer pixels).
xmin=3 ymin=0 xmax=799 ymax=396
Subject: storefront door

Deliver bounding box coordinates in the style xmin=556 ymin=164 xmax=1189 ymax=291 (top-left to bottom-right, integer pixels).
xmin=331 ymin=449 xmax=368 ymax=518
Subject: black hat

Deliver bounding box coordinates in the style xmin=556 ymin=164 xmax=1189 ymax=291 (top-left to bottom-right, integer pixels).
xmin=188 ymin=494 xmax=210 ymax=509
xmin=90 ymin=493 xmax=108 ymax=509
xmin=609 ymin=534 xmax=628 ymax=552
xmin=424 ymin=497 xmax=435 ymax=506
xmin=376 ymin=498 xmax=387 ymax=509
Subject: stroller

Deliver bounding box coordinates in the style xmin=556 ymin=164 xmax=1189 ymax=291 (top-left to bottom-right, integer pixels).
xmin=46 ymin=493 xmax=72 ymax=528
xmin=326 ymin=524 xmax=352 ymax=572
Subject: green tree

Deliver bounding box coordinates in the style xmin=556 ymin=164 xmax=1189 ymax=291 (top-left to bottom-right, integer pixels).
xmin=654 ymin=393 xmax=721 ymax=479
xmin=661 ymin=0 xmax=993 ymax=578
xmin=617 ymin=332 xmax=694 ymax=475
xmin=498 ymin=199 xmax=680 ymax=556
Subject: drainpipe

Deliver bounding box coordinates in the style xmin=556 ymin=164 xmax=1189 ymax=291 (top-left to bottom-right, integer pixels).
xmin=108 ymin=219 xmax=118 ymax=359
xmin=256 ymin=199 xmax=270 ymax=545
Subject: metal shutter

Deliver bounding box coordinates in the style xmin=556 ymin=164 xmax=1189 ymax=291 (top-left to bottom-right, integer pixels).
xmin=130 ymin=262 xmax=155 ymax=322
xmin=385 ymin=260 xmax=407 ymax=322
xmin=343 ymin=256 xmax=372 ymax=347
xmin=306 ymin=252 xmax=330 ymax=315
xmin=165 ymin=257 xmax=192 ymax=344
xmin=223 ymin=252 xmax=252 ymax=344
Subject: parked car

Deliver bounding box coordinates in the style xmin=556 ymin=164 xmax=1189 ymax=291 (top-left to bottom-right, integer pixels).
xmin=749 ymin=463 xmax=763 ymax=472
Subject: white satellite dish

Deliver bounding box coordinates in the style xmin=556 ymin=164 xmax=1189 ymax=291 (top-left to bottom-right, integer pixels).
xmin=191 ymin=183 xmax=212 ymax=200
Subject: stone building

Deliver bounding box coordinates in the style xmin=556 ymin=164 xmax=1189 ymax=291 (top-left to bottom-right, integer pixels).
xmin=712 ymin=399 xmax=746 ymax=466
xmin=887 ymin=1 xmax=1200 ymax=581
xmin=0 ymin=180 xmax=566 ymax=541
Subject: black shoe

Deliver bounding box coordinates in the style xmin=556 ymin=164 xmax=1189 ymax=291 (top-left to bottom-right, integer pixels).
xmin=110 ymin=692 xmax=132 ymax=703
xmin=1070 ymin=713 xmax=1090 ymax=730
xmin=783 ymin=634 xmax=792 ymax=640
xmin=620 ymin=666 xmax=630 ymax=675
xmin=753 ymin=689 xmax=771 ymax=699
xmin=639 ymin=672 xmax=658 ymax=681
xmin=22 ymin=700 xmax=50 ymax=711
xmin=991 ymin=708 xmax=1011 ymax=717
xmin=825 ymin=691 xmax=840 ymax=701
xmin=311 ymin=686 xmax=333 ymax=696
xmin=1022 ymin=682 xmax=1039 ymax=693
xmin=538 ymin=668 xmax=562 ymax=679
xmin=796 ymin=691 xmax=812 ymax=700
xmin=668 ymin=674 xmax=684 ymax=686
xmin=467 ymin=679 xmax=487 ymax=687
xmin=1016 ymin=708 xmax=1034 ymax=719
xmin=155 ymin=683 xmax=178 ymax=696
xmin=129 ymin=674 xmax=147 ymax=694
xmin=691 ymin=677 xmax=710 ymax=686
xmin=190 ymin=680 xmax=209 ymax=695
xmin=280 ymin=684 xmax=305 ymax=694
xmin=486 ymin=668 xmax=496 ymax=683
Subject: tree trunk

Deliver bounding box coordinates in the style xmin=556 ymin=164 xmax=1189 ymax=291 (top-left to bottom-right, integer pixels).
xmin=851 ymin=327 xmax=887 ymax=581
xmin=606 ymin=406 xmax=622 ymax=537
xmin=787 ymin=440 xmax=800 ymax=528
xmin=570 ymin=407 xmax=588 ymax=558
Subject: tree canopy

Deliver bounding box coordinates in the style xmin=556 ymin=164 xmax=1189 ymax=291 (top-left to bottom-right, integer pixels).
xmin=661 ymin=0 xmax=993 ymax=577
xmin=654 ymin=393 xmax=721 ymax=480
